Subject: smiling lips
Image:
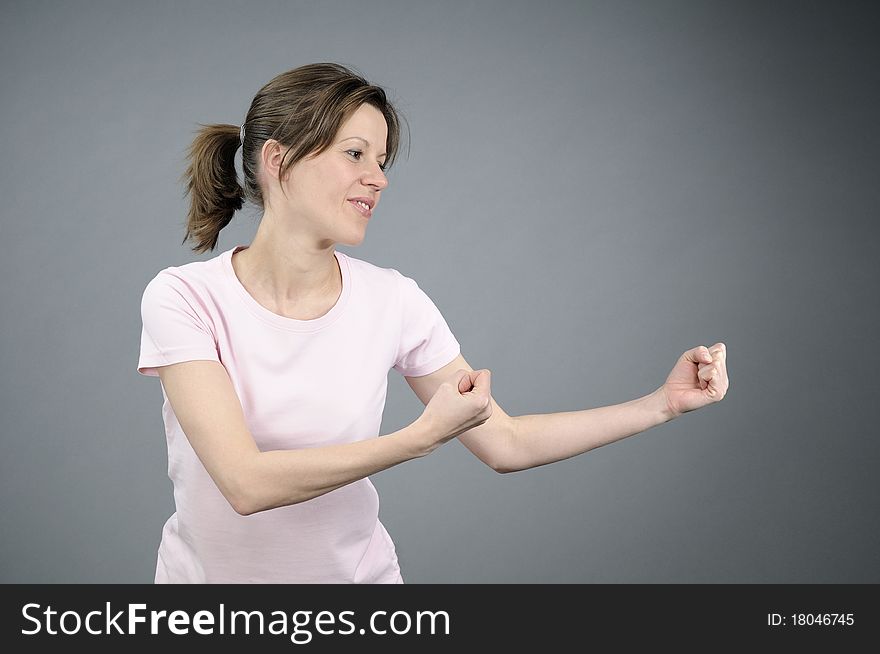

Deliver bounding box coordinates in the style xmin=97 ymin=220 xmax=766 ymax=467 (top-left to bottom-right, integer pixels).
xmin=348 ymin=199 xmax=373 ymax=218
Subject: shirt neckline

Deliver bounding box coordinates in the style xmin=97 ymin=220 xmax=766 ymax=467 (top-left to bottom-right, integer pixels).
xmin=221 ymin=245 xmax=351 ymax=333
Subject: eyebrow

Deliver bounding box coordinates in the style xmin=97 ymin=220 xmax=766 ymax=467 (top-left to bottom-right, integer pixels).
xmin=340 ymin=136 xmax=387 ymax=158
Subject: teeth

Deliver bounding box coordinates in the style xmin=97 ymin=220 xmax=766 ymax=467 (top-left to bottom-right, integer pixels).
xmin=355 ymin=201 xmax=370 ymax=210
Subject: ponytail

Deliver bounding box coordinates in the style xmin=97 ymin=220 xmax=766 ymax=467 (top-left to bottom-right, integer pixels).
xmin=180 ymin=124 xmax=244 ymax=253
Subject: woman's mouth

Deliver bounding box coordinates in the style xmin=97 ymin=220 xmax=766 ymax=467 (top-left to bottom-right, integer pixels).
xmin=348 ymin=200 xmax=372 ymax=218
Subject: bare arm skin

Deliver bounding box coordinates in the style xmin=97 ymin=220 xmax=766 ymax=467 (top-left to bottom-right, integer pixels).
xmin=157 ymin=360 xmax=432 ymax=516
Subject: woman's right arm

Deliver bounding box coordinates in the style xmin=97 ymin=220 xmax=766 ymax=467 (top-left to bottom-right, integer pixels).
xmin=156 ymin=360 xmax=491 ymax=515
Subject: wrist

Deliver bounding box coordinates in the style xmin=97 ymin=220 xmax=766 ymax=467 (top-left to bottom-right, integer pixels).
xmin=647 ymin=386 xmax=678 ymax=424
xmin=401 ymin=415 xmax=438 ymax=459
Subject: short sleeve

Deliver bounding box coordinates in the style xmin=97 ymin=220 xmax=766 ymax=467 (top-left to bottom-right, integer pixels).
xmin=392 ymin=271 xmax=460 ymax=377
xmin=137 ymin=271 xmax=220 ymax=377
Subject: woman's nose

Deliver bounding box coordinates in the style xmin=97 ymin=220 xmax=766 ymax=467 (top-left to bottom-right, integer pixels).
xmin=363 ymin=167 xmax=388 ymax=190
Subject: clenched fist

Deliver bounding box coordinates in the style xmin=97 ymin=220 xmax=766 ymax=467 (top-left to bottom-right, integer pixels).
xmin=416 ymin=369 xmax=493 ymax=454
xmin=661 ymin=343 xmax=729 ymax=418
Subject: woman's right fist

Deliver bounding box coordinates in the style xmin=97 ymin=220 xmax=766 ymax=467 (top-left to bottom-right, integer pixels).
xmin=416 ymin=369 xmax=493 ymax=453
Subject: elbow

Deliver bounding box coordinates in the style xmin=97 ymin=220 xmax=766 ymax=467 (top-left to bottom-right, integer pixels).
xmin=232 ymin=491 xmax=309 ymax=516
xmin=230 ymin=489 xmax=279 ymax=516
xmin=222 ymin=466 xmax=261 ymax=516
xmin=488 ymin=452 xmax=520 ymax=474
xmin=228 ymin=486 xmax=258 ymax=516
xmin=223 ymin=452 xmax=287 ymax=516
xmin=492 ymin=460 xmax=519 ymax=474
xmin=225 ymin=468 xmax=307 ymax=516
xmin=490 ymin=420 xmax=522 ymax=474
xmin=230 ymin=497 xmax=254 ymax=516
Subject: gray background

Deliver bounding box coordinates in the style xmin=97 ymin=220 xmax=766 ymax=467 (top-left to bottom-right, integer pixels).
xmin=1 ymin=0 xmax=877 ymax=583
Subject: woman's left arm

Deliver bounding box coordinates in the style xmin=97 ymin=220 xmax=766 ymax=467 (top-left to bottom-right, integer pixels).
xmin=407 ymin=344 xmax=729 ymax=474
xmin=502 ymin=343 xmax=729 ymax=473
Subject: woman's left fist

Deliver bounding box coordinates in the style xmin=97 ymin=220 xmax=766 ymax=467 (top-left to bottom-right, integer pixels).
xmin=661 ymin=342 xmax=729 ymax=418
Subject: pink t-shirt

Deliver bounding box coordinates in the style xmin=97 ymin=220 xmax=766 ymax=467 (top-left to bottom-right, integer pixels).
xmin=137 ymin=245 xmax=460 ymax=583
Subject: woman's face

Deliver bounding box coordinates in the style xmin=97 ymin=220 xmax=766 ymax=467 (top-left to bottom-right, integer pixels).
xmin=276 ymin=103 xmax=389 ymax=247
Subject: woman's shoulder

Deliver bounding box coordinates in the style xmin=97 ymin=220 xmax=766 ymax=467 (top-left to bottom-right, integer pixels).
xmin=144 ymin=248 xmax=228 ymax=288
xmin=140 ymin=249 xmax=230 ymax=313
xmin=337 ymin=250 xmax=406 ymax=287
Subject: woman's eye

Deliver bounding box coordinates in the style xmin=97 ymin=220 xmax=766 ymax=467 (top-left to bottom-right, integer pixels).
xmin=348 ymin=150 xmax=387 ymax=172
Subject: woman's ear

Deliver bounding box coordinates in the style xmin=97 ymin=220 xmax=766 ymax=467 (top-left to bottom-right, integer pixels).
xmin=260 ymin=139 xmax=285 ymax=179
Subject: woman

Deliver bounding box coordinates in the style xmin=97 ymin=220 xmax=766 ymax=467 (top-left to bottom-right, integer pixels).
xmin=137 ymin=62 xmax=729 ymax=583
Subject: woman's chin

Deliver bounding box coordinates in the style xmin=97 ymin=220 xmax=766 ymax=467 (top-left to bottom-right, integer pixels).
xmin=338 ymin=230 xmax=366 ymax=247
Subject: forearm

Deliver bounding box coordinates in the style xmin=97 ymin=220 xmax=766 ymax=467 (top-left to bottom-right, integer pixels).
xmin=237 ymin=421 xmax=431 ymax=515
xmin=502 ymin=387 xmax=674 ymax=473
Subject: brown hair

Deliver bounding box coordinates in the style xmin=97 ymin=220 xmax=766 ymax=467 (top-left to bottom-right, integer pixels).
xmin=180 ymin=62 xmax=406 ymax=253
